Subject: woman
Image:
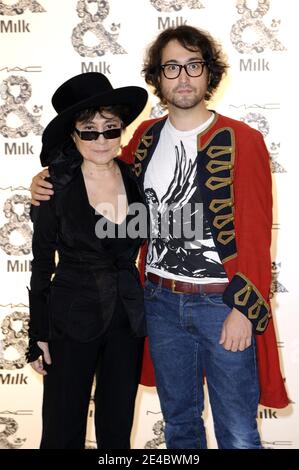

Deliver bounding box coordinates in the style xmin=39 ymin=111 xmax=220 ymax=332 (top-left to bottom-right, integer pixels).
xmin=27 ymin=72 xmax=148 ymax=449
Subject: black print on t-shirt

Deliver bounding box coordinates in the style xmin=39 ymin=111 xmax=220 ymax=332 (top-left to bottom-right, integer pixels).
xmin=145 ymin=141 xmax=226 ymax=278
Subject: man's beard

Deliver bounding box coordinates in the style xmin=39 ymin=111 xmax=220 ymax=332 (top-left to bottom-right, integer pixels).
xmin=162 ymin=85 xmax=204 ymax=110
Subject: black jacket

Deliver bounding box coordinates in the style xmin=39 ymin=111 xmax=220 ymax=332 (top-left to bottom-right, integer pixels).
xmin=27 ymin=144 xmax=146 ymax=361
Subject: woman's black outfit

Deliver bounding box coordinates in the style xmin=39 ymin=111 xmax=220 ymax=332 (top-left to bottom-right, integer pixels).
xmin=27 ymin=143 xmax=146 ymax=449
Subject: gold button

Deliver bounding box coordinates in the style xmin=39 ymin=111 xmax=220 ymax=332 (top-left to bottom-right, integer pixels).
xmin=247 ymin=285 xmax=252 ymax=292
xmin=258 ymin=299 xmax=264 ymax=305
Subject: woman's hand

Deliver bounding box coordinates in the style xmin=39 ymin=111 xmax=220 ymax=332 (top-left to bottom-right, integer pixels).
xmin=30 ymin=341 xmax=52 ymax=376
xmin=30 ymin=169 xmax=54 ymax=206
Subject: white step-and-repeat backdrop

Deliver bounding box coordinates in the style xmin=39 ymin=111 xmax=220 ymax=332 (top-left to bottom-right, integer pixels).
xmin=0 ymin=0 xmax=298 ymax=449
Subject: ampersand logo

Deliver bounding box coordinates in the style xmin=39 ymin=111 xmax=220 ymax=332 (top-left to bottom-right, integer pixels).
xmin=0 ymin=0 xmax=45 ymax=15
xmin=240 ymin=112 xmax=286 ymax=173
xmin=0 ymin=310 xmax=29 ymax=370
xmin=0 ymin=194 xmax=32 ymax=256
xmin=144 ymin=419 xmax=165 ymax=449
xmin=271 ymin=262 xmax=288 ymax=294
xmin=0 ymin=75 xmax=43 ymax=138
xmin=150 ymin=0 xmax=204 ymax=12
xmin=72 ymin=0 xmax=126 ymax=57
xmin=241 ymin=112 xmax=269 ymax=136
xmin=231 ymin=0 xmax=285 ymax=53
xmin=150 ymin=103 xmax=166 ymax=119
xmin=0 ymin=416 xmax=26 ymax=448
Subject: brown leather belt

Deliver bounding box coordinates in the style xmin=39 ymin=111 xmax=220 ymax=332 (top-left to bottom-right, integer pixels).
xmin=147 ymin=272 xmax=228 ymax=294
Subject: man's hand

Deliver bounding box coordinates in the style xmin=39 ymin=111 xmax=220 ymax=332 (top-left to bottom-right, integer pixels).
xmin=30 ymin=169 xmax=54 ymax=206
xmin=219 ymin=308 xmax=252 ymax=352
xmin=30 ymin=341 xmax=52 ymax=376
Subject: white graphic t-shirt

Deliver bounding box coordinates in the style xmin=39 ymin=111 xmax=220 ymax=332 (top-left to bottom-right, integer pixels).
xmin=144 ymin=114 xmax=228 ymax=284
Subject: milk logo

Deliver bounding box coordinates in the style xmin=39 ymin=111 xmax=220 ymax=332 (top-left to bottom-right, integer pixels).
xmin=0 ymin=0 xmax=45 ymax=15
xmin=0 ymin=75 xmax=43 ymax=139
xmin=150 ymin=0 xmax=204 ymax=12
xmin=72 ymin=0 xmax=126 ymax=57
xmin=231 ymin=0 xmax=285 ymax=54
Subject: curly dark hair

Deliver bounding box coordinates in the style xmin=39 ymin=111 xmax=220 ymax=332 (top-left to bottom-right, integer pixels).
xmin=142 ymin=25 xmax=228 ymax=104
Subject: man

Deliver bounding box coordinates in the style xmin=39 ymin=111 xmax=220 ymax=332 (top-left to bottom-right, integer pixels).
xmin=31 ymin=26 xmax=288 ymax=449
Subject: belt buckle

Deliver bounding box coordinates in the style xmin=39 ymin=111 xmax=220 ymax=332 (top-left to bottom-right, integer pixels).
xmin=171 ymin=280 xmax=181 ymax=294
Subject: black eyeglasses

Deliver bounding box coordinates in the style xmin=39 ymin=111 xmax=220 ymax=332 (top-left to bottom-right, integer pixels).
xmin=160 ymin=61 xmax=207 ymax=79
xmin=74 ymin=128 xmax=122 ymax=141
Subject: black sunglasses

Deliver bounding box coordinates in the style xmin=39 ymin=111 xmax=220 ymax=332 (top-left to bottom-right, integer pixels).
xmin=74 ymin=128 xmax=122 ymax=141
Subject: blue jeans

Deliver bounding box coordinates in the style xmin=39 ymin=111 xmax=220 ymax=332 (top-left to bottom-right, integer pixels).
xmin=144 ymin=280 xmax=262 ymax=449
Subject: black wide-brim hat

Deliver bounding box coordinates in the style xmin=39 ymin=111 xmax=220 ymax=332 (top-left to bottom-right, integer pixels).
xmin=42 ymin=72 xmax=148 ymax=151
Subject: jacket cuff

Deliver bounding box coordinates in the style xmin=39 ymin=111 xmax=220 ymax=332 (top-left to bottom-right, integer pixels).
xmin=223 ymin=273 xmax=271 ymax=334
xmin=27 ymin=288 xmax=49 ymax=341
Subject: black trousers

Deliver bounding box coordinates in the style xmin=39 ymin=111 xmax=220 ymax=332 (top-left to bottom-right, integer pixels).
xmin=40 ymin=301 xmax=144 ymax=449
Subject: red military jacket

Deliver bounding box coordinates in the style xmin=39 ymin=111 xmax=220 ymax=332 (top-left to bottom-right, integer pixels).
xmin=121 ymin=112 xmax=289 ymax=409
